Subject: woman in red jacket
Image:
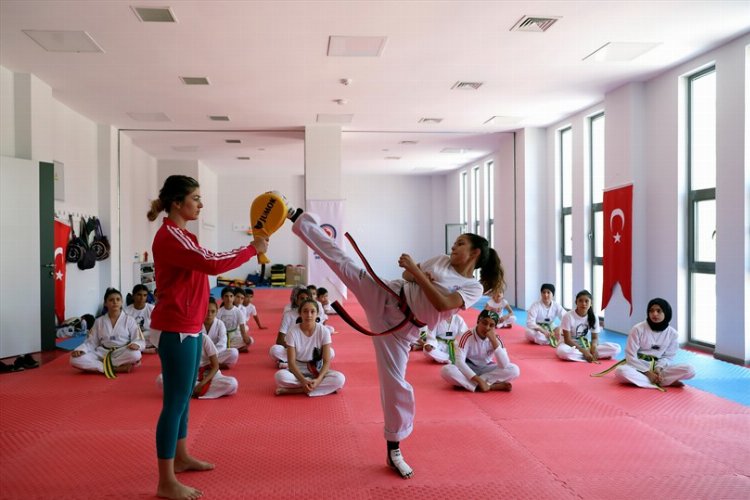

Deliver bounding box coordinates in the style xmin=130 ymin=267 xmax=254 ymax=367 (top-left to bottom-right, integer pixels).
xmin=147 ymin=175 xmax=267 ymax=500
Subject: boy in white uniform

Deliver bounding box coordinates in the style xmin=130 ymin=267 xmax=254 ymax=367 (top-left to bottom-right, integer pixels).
xmin=441 ymin=310 xmax=520 ymax=391
xmin=615 ymin=298 xmax=695 ymax=389
xmin=203 ymin=297 xmax=238 ymax=369
xmin=557 ymin=290 xmax=620 ymax=362
xmin=484 ymin=289 xmax=516 ymax=328
xmin=156 ymin=332 xmax=238 ymax=399
xmin=243 ymin=288 xmax=268 ymax=330
xmin=524 ymin=283 xmax=565 ymax=346
xmin=124 ymin=284 xmax=156 ymax=353
xmin=217 ymin=286 xmax=251 ymax=352
xmin=71 ymin=288 xmax=144 ymax=376
xmin=423 ymin=313 xmax=469 ymax=363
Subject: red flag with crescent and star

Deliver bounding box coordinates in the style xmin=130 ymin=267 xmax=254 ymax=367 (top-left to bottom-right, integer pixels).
xmin=601 ymin=183 xmax=633 ymax=314
xmin=54 ymin=219 xmax=71 ymax=324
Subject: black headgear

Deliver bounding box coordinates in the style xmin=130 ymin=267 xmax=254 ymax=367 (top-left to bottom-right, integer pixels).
xmin=646 ymin=298 xmax=672 ymax=331
xmin=540 ymin=283 xmax=555 ymax=295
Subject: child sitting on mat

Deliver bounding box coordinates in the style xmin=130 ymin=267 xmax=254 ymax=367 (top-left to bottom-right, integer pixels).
xmin=217 ymin=286 xmax=252 ymax=352
xmin=524 ymin=283 xmax=565 ymax=346
xmin=70 ymin=287 xmax=145 ymax=376
xmin=423 ymin=313 xmax=468 ymax=363
xmin=440 ymin=310 xmax=520 ymax=392
xmin=557 ymin=290 xmax=620 ymax=362
xmin=484 ymin=288 xmax=516 ymax=329
xmin=614 ymin=298 xmax=695 ymax=389
xmin=274 ymin=299 xmax=345 ymax=396
xmin=155 ymin=328 xmax=238 ymax=400
xmin=124 ymin=284 xmax=156 ymax=353
xmin=316 ymin=286 xmax=336 ymax=315
xmin=203 ymin=297 xmax=238 ymax=370
xmin=242 ymin=288 xmax=267 ymax=330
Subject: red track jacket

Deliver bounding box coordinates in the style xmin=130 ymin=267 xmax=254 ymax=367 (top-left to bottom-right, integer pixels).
xmin=150 ymin=217 xmax=257 ymax=333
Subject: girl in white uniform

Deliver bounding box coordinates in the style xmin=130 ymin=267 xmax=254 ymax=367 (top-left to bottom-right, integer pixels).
xmin=275 ymin=299 xmax=345 ymax=396
xmin=615 ymin=298 xmax=695 ymax=389
xmin=156 ymin=331 xmax=238 ymax=399
xmin=270 ymin=287 xmax=333 ymax=366
xmin=441 ymin=310 xmax=520 ymax=391
xmin=423 ymin=313 xmax=469 ymax=363
xmin=484 ymin=289 xmax=516 ymax=328
xmin=557 ymin=290 xmax=620 ymax=362
xmin=71 ymin=288 xmax=144 ymax=375
xmin=524 ymin=283 xmax=566 ymax=345
xmin=124 ymin=284 xmax=156 ymax=353
xmin=290 ymin=208 xmax=503 ymax=479
xmin=217 ymin=286 xmax=252 ymax=352
xmin=203 ymin=297 xmax=238 ymax=369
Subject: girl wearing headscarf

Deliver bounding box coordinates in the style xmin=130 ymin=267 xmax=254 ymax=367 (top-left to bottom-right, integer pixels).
xmin=615 ymin=298 xmax=695 ymax=389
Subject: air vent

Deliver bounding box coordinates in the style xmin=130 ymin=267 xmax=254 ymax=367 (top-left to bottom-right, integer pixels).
xmin=180 ymin=76 xmax=210 ymax=85
xmin=419 ymin=118 xmax=443 ymax=124
xmin=236 ymin=156 xmax=250 ymax=160
xmin=399 ymin=140 xmax=418 ymax=145
xmin=209 ymin=115 xmax=230 ymax=121
xmin=127 ymin=112 xmax=171 ymax=122
xmin=451 ymin=81 xmax=483 ymax=90
xmin=385 ymin=156 xmax=401 ymax=160
xmin=225 ymin=139 xmax=241 ymax=144
xmin=510 ymin=16 xmax=560 ymax=32
xmin=132 ymin=7 xmax=177 ymax=23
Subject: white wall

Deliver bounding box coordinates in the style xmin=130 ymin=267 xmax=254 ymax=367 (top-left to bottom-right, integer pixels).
xmin=0 ymin=66 xmax=14 ymax=157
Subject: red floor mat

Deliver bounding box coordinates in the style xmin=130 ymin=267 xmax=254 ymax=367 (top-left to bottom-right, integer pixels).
xmin=1 ymin=289 xmax=748 ymax=499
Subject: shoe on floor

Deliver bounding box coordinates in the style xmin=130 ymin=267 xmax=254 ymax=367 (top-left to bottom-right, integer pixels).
xmin=12 ymin=357 xmax=26 ymax=372
xmin=21 ymin=354 xmax=40 ymax=369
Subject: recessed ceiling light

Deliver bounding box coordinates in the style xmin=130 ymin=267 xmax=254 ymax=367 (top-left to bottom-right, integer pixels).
xmin=399 ymin=141 xmax=419 ymax=145
xmin=236 ymin=156 xmax=250 ymax=160
xmin=328 ymin=36 xmax=387 ymax=57
xmin=225 ymin=139 xmax=241 ymax=144
xmin=419 ymin=118 xmax=443 ymax=124
xmin=22 ymin=30 xmax=104 ymax=53
xmin=316 ymin=113 xmax=353 ymax=124
xmin=583 ymin=42 xmax=661 ymax=62
xmin=171 ymin=145 xmax=199 ymax=152
xmin=484 ymin=115 xmax=523 ymax=125
xmin=127 ymin=112 xmax=171 ymax=122
xmin=209 ymin=115 xmax=230 ymax=121
xmin=451 ymin=81 xmax=484 ymax=90
xmin=385 ymin=156 xmax=401 ymax=160
xmin=131 ymin=6 xmax=177 ymax=23
xmin=441 ymin=148 xmax=471 ymax=154
xmin=180 ymin=76 xmax=210 ymax=85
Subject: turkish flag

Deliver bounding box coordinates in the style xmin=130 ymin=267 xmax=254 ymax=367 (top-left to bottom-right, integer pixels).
xmin=601 ymin=184 xmax=633 ymax=314
xmin=54 ymin=220 xmax=71 ymax=324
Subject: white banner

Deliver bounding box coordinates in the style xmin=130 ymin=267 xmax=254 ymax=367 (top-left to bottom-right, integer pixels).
xmin=306 ymin=200 xmax=347 ymax=302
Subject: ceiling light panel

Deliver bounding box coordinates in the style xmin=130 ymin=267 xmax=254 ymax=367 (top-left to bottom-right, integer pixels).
xmin=225 ymin=139 xmax=241 ymax=144
xmin=583 ymin=42 xmax=661 ymax=62
xmin=419 ymin=118 xmax=443 ymax=124
xmin=22 ymin=30 xmax=104 ymax=53
xmin=327 ymin=36 xmax=387 ymax=57
xmin=209 ymin=115 xmax=230 ymax=121
xmin=131 ymin=6 xmax=177 ymax=23
xmin=180 ymin=76 xmax=210 ymax=85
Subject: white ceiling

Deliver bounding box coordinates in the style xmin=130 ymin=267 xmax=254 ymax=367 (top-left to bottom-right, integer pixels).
xmin=2 ymin=0 xmax=748 ymax=175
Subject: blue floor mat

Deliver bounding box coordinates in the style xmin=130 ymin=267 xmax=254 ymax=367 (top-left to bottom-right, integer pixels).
xmin=56 ymin=334 xmax=86 ymax=351
xmin=472 ymin=297 xmax=749 ymax=406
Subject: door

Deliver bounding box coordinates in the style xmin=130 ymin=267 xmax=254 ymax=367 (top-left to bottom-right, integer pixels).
xmin=39 ymin=161 xmax=55 ymax=351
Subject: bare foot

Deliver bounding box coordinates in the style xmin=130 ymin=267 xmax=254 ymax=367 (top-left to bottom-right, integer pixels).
xmin=387 ymin=449 xmax=414 ymax=479
xmin=490 ymin=382 xmax=512 ymax=392
xmin=669 ymin=380 xmax=685 ymax=387
xmin=114 ymin=363 xmax=134 ymax=373
xmin=157 ymin=480 xmax=202 ymax=499
xmin=174 ymin=456 xmax=215 ymax=473
xmin=275 ymin=387 xmax=286 ymax=396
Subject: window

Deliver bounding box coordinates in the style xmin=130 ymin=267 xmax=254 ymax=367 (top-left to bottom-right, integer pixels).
xmin=459 ymin=171 xmax=467 ymax=225
xmin=589 ymin=113 xmax=605 ymax=316
xmin=560 ymin=127 xmax=573 ymax=309
xmin=485 ymin=160 xmax=494 ymax=247
xmin=687 ymin=67 xmax=716 ymax=346
xmin=471 ymin=165 xmax=480 ymax=235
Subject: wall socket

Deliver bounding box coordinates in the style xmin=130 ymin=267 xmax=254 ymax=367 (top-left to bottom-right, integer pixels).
xmin=233 ymin=223 xmax=249 ymax=232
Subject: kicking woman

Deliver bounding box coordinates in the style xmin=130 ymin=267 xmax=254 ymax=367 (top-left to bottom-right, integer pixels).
xmin=290 ymin=209 xmax=504 ymax=479
xmin=148 ymin=175 xmax=267 ymax=500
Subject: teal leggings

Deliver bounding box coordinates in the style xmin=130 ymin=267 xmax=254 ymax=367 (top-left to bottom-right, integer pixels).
xmin=156 ymin=332 xmax=202 ymax=459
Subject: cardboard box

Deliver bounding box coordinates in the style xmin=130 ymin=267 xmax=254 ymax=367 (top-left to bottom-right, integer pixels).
xmin=285 ymin=265 xmax=306 ymax=287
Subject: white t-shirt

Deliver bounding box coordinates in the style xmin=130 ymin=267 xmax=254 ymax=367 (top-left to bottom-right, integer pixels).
xmin=402 ymin=255 xmax=483 ymax=330
xmin=123 ymin=303 xmax=154 ymax=331
xmin=279 ymin=308 xmax=328 ymax=334
xmin=485 ymin=297 xmax=508 ymax=312
xmin=217 ymin=306 xmax=245 ymax=332
xmin=526 ymin=300 xmax=565 ymax=328
xmin=561 ymin=309 xmax=600 ymax=339
xmin=244 ymin=303 xmax=257 ymax=322
xmin=284 ymin=323 xmax=332 ymax=362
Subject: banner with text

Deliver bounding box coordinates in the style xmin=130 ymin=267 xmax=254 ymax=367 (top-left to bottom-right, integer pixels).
xmin=307 ymin=200 xmax=347 ymax=303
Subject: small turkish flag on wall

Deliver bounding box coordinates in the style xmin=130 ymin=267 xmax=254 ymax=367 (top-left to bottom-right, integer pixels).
xmin=601 ymin=183 xmax=633 ymax=314
xmin=54 ymin=219 xmax=71 ymax=324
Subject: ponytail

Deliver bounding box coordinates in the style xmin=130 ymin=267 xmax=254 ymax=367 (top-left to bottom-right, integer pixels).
xmin=147 ymin=175 xmax=199 ymax=221
xmin=147 ymin=198 xmax=163 ymax=221
xmin=575 ymin=289 xmax=596 ymax=329
xmin=463 ymin=233 xmax=505 ymax=295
